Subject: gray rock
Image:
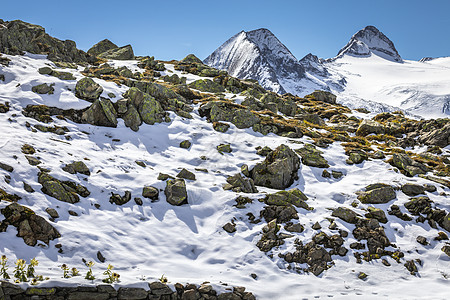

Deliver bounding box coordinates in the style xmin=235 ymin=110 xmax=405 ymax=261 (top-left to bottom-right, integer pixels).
xmin=226 ymin=173 xmax=258 ymax=193
xmin=87 ymin=39 xmax=118 ymax=57
xmin=357 ymin=184 xmax=396 ymax=204
xmin=142 ymin=186 xmax=159 ymax=200
xmin=99 ymin=45 xmax=134 ymax=60
xmin=223 ymin=222 xmax=236 ymax=233
xmin=177 ymin=168 xmax=196 ymax=180
xmin=62 ymin=161 xmax=90 ymax=176
xmin=32 ymin=83 xmax=54 ymax=94
xmin=75 ymin=77 xmax=103 ymax=102
xmin=45 ymin=207 xmax=59 ymax=219
xmin=401 ymin=183 xmax=425 ymax=196
xmin=332 ymin=207 xmax=359 ymax=224
xmin=149 ymin=281 xmax=173 ymax=296
xmin=81 ymin=98 xmax=118 ymax=127
xmin=0 ymin=162 xmax=13 ymax=172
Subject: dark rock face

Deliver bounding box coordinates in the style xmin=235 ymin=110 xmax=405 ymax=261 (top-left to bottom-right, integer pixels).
xmin=0 ymin=19 xmax=95 ymax=63
xmin=87 ymin=39 xmax=118 ymax=57
xmin=250 ymin=144 xmax=300 ymax=189
xmin=0 ymin=202 xmax=60 ymax=246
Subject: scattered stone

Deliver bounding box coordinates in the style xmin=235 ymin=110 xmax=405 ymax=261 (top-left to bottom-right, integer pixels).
xmin=423 ymin=184 xmax=437 ymax=193
xmin=23 ymin=182 xmax=34 ymax=193
xmin=142 ymin=186 xmax=159 ymax=200
xmin=322 ymin=169 xmax=331 ymax=178
xmin=188 ymin=79 xmax=225 ymax=93
xmin=157 ymin=173 xmax=174 ymax=181
xmin=213 ymin=121 xmax=230 ymax=133
xmin=312 ymin=221 xmax=322 ymax=230
xmin=45 ymin=208 xmax=59 ymax=219
xmin=223 ymin=222 xmax=236 ymax=233
xmin=109 ymin=191 xmax=131 ymax=205
xmin=165 ymin=178 xmax=188 ymax=205
xmin=356 ymin=119 xmax=385 ymax=136
xmin=250 ymin=144 xmax=300 ymax=189
xmin=285 ymin=222 xmax=304 ymax=233
xmin=180 ymin=140 xmax=191 ymax=149
xmin=234 ymin=196 xmax=253 ymax=208
xmin=365 ymin=206 xmax=388 ymax=223
xmin=256 ymin=219 xmax=284 ymax=252
xmin=135 ymin=160 xmax=146 ymax=168
xmin=442 ymin=245 xmax=450 ymax=257
xmin=0 ymin=202 xmax=60 ymax=246
xmin=416 ymin=236 xmax=428 ymax=245
xmin=404 ymin=260 xmax=418 ymax=275
xmin=75 ymin=77 xmax=103 ymax=102
xmin=260 ymin=205 xmax=298 ymax=224
xmin=38 ymin=172 xmax=89 ymax=203
xmin=263 ymin=189 xmax=310 ymax=210
xmin=331 ymin=170 xmax=344 ymax=179
xmin=358 ymin=272 xmax=368 ymax=280
xmin=357 ymin=184 xmax=396 ymax=204
xmin=177 ymin=168 xmax=196 ymax=180
xmin=388 ymin=205 xmax=413 ymax=221
xmin=134 ymin=197 xmax=143 ymax=205
xmin=97 ymin=251 xmax=106 ymax=263
xmin=62 ymin=161 xmax=90 ymax=176
xmin=434 ymin=232 xmax=449 ymax=241
xmin=226 ymin=173 xmax=258 ymax=193
xmin=309 ymin=90 xmax=337 ymax=104
xmin=0 ymin=162 xmax=13 ymax=172
xmin=350 ymin=242 xmax=365 ymax=250
xmin=295 ymin=144 xmax=329 ymax=168
xmin=217 ymin=143 xmax=232 ymax=153
xmin=32 ymin=83 xmax=54 ymax=94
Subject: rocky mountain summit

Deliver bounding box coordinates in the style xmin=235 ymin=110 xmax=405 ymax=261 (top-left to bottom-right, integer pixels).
xmin=334 ymin=25 xmax=403 ymax=62
xmin=0 ymin=19 xmax=449 ymax=299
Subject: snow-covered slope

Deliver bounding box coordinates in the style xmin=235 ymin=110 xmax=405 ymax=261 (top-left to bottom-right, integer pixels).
xmin=1 ymin=52 xmax=450 ymax=299
xmin=204 ymin=29 xmax=331 ymax=95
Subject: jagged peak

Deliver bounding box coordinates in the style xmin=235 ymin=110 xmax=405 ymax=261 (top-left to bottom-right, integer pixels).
xmin=335 ymin=25 xmax=402 ymax=62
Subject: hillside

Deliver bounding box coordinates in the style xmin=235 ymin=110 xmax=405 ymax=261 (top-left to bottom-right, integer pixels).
xmin=0 ymin=20 xmax=450 ymax=300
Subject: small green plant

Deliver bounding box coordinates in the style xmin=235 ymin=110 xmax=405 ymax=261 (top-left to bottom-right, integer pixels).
xmin=71 ymin=267 xmax=80 ymax=277
xmin=1 ymin=255 xmax=10 ymax=279
xmin=14 ymin=259 xmax=27 ymax=282
xmin=61 ymin=264 xmax=70 ymax=278
xmin=102 ymin=264 xmax=120 ymax=283
xmin=85 ymin=261 xmax=95 ymax=280
xmin=159 ymin=274 xmax=168 ymax=284
xmin=27 ymin=258 xmax=38 ymax=278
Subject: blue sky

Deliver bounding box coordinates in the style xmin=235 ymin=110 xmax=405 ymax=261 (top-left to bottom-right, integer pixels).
xmin=2 ymin=0 xmax=449 ymax=61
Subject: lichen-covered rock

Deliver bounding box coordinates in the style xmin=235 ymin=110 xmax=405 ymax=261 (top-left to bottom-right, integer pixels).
xmin=0 ymin=202 xmax=60 ymax=246
xmin=0 ymin=19 xmax=95 ymax=63
xmin=98 ymin=45 xmax=134 ymax=60
xmin=441 ymin=213 xmax=450 ymax=232
xmin=38 ymin=172 xmax=89 ymax=203
xmin=264 ymin=189 xmax=310 ymax=210
xmin=180 ymin=54 xmax=203 ymax=64
xmin=62 ymin=161 xmax=90 ymax=176
xmin=357 ymin=184 xmax=396 ymax=204
xmin=308 ymin=90 xmax=337 ymax=104
xmin=51 ymin=70 xmax=75 ymax=80
xmin=142 ymin=186 xmax=159 ymax=200
xmin=75 ymin=77 xmax=103 ymax=102
xmin=355 ymin=119 xmax=385 ymax=136
xmin=418 ymin=123 xmax=450 ymax=148
xmin=177 ymin=168 xmax=196 ymax=180
xmin=332 ymin=207 xmax=359 ymax=223
xmin=122 ymin=103 xmax=142 ymax=131
xmin=295 ymin=144 xmax=329 ymax=168
xmin=165 ymin=178 xmax=188 ymax=205
xmin=124 ymin=87 xmax=166 ymax=125
xmin=365 ymin=206 xmax=388 ymax=223
xmin=401 ymin=183 xmax=425 ymax=196
xmin=250 ymin=144 xmax=300 ymax=189
xmin=179 ymin=140 xmax=191 ymax=149
xmin=188 ymin=79 xmax=225 ymax=93
xmin=87 ymin=39 xmax=118 ymax=57
xmin=200 ymin=101 xmax=261 ymax=129
xmin=217 ymin=144 xmax=232 ymax=153
xmin=81 ymin=98 xmax=118 ymax=127
xmin=391 ymin=153 xmax=428 ymax=177
xmin=32 ymin=83 xmax=54 ymax=94
xmin=225 ymin=173 xmax=258 ymax=193
xmin=346 ymin=149 xmax=368 ymax=164
xmin=110 ymin=191 xmax=131 ymax=205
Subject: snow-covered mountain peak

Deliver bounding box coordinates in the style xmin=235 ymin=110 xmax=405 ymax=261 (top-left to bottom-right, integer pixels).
xmin=336 ymin=25 xmax=402 ymax=62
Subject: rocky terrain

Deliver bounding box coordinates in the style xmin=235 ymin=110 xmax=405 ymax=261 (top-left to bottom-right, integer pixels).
xmin=0 ymin=19 xmax=449 ymax=299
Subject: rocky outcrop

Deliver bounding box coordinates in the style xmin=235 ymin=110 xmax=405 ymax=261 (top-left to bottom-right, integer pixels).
xmin=87 ymin=39 xmax=118 ymax=57
xmin=250 ymin=144 xmax=300 ymax=189
xmin=82 ymin=98 xmax=118 ymax=127
xmin=0 ymin=19 xmax=95 ymax=63
xmin=98 ymin=45 xmax=134 ymax=60
xmin=0 ymin=202 xmax=60 ymax=246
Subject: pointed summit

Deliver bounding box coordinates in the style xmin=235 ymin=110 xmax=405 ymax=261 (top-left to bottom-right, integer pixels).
xmin=336 ymin=26 xmax=402 ymax=62
xmin=204 ymin=28 xmax=307 ymax=94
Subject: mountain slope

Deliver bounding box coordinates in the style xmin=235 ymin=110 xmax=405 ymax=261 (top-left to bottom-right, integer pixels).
xmin=204 ymin=29 xmax=332 ymax=95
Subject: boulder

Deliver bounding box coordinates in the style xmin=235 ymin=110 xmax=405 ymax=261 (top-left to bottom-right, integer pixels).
xmin=38 ymin=172 xmax=89 ymax=203
xmin=357 ymin=184 xmax=396 ymax=204
xmin=0 ymin=202 xmax=60 ymax=246
xmin=250 ymin=144 xmax=300 ymax=189
xmin=180 ymin=54 xmax=203 ymax=64
xmin=87 ymin=39 xmax=118 ymax=57
xmin=295 ymin=144 xmax=329 ymax=168
xmin=142 ymin=186 xmax=159 ymax=200
xmin=62 ymin=161 xmax=90 ymax=176
xmin=200 ymin=101 xmax=260 ymax=129
xmin=418 ymin=123 xmax=450 ymax=148
xmin=439 ymin=213 xmax=450 ymax=232
xmin=98 ymin=45 xmax=134 ymax=60
xmin=122 ymin=103 xmax=142 ymax=131
xmin=365 ymin=206 xmax=388 ymax=223
xmin=217 ymin=144 xmax=232 ymax=153
xmin=264 ymin=189 xmax=310 ymax=210
xmin=0 ymin=162 xmax=13 ymax=172
xmin=332 ymin=207 xmax=359 ymax=224
xmin=176 ymin=168 xmax=196 ymax=180
xmin=109 ymin=191 xmax=131 ymax=205
xmin=309 ymin=90 xmax=337 ymax=104
xmin=165 ymin=179 xmax=188 ymax=205
xmin=391 ymin=153 xmax=428 ymax=177
xmin=225 ymin=173 xmax=258 ymax=193
xmin=401 ymin=183 xmax=425 ymax=196
xmin=124 ymin=87 xmax=166 ymax=125
xmin=75 ymin=77 xmax=103 ymax=102
xmin=180 ymin=140 xmax=191 ymax=149
xmin=81 ymin=98 xmax=118 ymax=127
xmin=355 ymin=119 xmax=385 ymax=136
xmin=32 ymin=83 xmax=54 ymax=94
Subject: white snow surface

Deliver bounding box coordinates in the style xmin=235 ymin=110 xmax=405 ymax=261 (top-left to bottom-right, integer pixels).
xmin=0 ymin=53 xmax=449 ymax=299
